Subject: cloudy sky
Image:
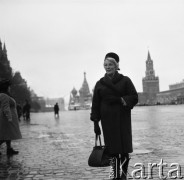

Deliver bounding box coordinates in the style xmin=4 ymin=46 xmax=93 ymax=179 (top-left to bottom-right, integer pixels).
xmin=0 ymin=0 xmax=184 ymax=102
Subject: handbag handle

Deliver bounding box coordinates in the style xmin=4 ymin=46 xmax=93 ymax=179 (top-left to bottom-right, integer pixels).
xmin=95 ymin=134 xmax=102 ymax=146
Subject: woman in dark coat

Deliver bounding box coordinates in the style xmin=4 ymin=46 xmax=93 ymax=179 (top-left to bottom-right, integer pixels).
xmin=90 ymin=52 xmax=138 ymax=179
xmin=0 ymin=79 xmax=22 ymax=156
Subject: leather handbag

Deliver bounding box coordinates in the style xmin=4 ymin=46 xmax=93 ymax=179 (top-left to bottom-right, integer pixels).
xmin=88 ymin=134 xmax=110 ymax=167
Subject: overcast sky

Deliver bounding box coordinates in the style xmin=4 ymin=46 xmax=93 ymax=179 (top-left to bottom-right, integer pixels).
xmin=0 ymin=0 xmax=184 ymax=102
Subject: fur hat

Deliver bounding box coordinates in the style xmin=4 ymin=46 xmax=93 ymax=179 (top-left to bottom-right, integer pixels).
xmin=105 ymin=52 xmax=119 ymax=63
xmin=105 ymin=52 xmax=120 ymax=70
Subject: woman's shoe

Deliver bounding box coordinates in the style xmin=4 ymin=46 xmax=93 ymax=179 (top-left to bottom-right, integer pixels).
xmin=7 ymin=148 xmax=19 ymax=155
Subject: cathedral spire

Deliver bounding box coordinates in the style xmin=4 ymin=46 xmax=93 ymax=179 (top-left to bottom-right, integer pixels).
xmin=84 ymin=72 xmax=86 ymax=80
xmin=79 ymin=72 xmax=90 ymax=97
xmin=83 ymin=72 xmax=88 ymax=85
xmin=68 ymin=72 xmax=92 ymax=110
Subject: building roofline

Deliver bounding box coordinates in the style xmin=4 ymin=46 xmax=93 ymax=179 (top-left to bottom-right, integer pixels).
xmin=157 ymin=87 xmax=184 ymax=94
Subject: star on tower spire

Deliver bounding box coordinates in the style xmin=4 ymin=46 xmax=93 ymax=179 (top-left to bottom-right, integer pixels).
xmin=147 ymin=50 xmax=151 ymax=61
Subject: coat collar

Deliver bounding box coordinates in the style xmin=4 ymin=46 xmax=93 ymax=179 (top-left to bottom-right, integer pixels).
xmin=102 ymin=71 xmax=124 ymax=84
xmin=99 ymin=71 xmax=124 ymax=96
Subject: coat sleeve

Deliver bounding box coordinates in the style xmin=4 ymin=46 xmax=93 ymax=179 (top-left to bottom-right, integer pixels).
xmin=90 ymin=82 xmax=101 ymax=122
xmin=1 ymin=94 xmax=12 ymax=122
xmin=122 ymin=77 xmax=138 ymax=109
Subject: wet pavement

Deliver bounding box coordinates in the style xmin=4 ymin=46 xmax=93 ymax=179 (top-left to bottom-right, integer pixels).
xmin=0 ymin=105 xmax=184 ymax=179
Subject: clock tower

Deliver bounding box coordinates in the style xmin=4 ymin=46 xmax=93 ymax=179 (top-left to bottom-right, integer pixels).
xmin=142 ymin=51 xmax=159 ymax=104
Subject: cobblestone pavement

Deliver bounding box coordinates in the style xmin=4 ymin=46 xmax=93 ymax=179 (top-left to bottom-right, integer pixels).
xmin=0 ymin=105 xmax=184 ymax=179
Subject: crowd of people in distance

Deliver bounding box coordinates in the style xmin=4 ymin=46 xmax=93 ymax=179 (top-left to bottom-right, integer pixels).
xmin=16 ymin=99 xmax=31 ymax=122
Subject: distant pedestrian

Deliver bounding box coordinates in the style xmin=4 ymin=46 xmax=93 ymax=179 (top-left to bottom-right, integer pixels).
xmin=23 ymin=99 xmax=31 ymax=121
xmin=54 ymin=103 xmax=59 ymax=118
xmin=90 ymin=52 xmax=138 ymax=179
xmin=0 ymin=79 xmax=22 ymax=156
xmin=16 ymin=103 xmax=22 ymax=121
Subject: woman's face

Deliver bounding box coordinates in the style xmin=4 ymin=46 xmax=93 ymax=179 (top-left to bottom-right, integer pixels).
xmin=104 ymin=59 xmax=116 ymax=75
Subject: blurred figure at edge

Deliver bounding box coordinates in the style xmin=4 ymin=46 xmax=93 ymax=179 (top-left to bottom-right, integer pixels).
xmin=0 ymin=79 xmax=22 ymax=156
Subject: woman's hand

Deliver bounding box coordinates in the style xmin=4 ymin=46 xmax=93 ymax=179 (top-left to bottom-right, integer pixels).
xmin=104 ymin=96 xmax=121 ymax=104
xmin=94 ymin=121 xmax=101 ymax=135
xmin=104 ymin=96 xmax=127 ymax=105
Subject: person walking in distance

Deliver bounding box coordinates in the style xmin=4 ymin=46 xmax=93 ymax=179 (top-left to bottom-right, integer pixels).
xmin=54 ymin=102 xmax=59 ymax=118
xmin=90 ymin=52 xmax=138 ymax=179
xmin=0 ymin=79 xmax=22 ymax=156
xmin=16 ymin=103 xmax=22 ymax=121
xmin=23 ymin=99 xmax=31 ymax=121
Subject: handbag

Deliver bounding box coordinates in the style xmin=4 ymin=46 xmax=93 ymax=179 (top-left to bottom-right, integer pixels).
xmin=88 ymin=134 xmax=110 ymax=167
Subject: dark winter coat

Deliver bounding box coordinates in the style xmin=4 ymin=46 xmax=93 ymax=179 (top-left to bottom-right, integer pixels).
xmin=0 ymin=93 xmax=22 ymax=140
xmin=90 ymin=71 xmax=138 ymax=154
xmin=54 ymin=104 xmax=59 ymax=114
